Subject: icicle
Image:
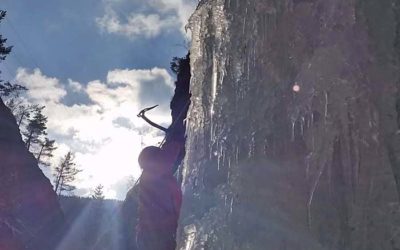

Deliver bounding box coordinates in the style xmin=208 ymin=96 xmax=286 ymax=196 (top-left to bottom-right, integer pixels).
xmin=264 ymin=137 xmax=268 ymax=155
xmin=305 ymin=152 xmax=313 ymax=180
xmin=300 ymin=116 xmax=305 ymax=137
xmin=253 ymin=42 xmax=257 ymax=68
xmin=229 ymin=196 xmax=234 ymax=215
xmin=222 ymin=148 xmax=226 ymax=167
xmin=310 ymin=111 xmax=314 ymax=127
xmin=247 ymin=49 xmax=251 ymax=81
xmin=243 ymin=7 xmax=248 ymax=35
xmin=210 ymin=54 xmax=218 ymax=116
xmin=217 ymin=144 xmax=224 ymax=171
xmin=243 ymin=16 xmax=246 ymax=35
xmin=265 ymin=15 xmax=268 ymax=42
xmin=324 ymin=91 xmax=328 ymax=125
xmin=291 ymin=118 xmax=296 ymax=141
xmin=217 ymin=154 xmax=221 ymax=171
xmin=310 ymin=112 xmax=315 ymax=151
xmin=235 ymin=145 xmax=239 ymax=165
xmin=308 ymin=161 xmax=328 ymax=229
xmin=249 ymin=132 xmax=256 ymax=158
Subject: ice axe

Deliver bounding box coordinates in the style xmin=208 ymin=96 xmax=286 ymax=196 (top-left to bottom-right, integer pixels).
xmin=137 ymin=105 xmax=168 ymax=132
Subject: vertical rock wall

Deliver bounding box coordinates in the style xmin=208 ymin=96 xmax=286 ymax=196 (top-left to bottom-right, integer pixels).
xmin=178 ymin=0 xmax=400 ymax=249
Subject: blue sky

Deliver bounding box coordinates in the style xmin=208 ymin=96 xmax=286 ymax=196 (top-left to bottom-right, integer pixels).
xmin=1 ymin=0 xmax=191 ymax=82
xmin=0 ymin=0 xmax=196 ymax=199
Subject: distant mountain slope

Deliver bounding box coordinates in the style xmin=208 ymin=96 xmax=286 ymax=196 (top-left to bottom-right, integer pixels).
xmin=57 ymin=195 xmax=123 ymax=250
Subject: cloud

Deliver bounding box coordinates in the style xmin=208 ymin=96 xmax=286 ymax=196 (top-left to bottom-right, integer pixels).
xmin=68 ymin=79 xmax=83 ymax=92
xmin=96 ymin=0 xmax=197 ymax=39
xmin=147 ymin=0 xmax=197 ymax=33
xmin=86 ymin=67 xmax=174 ymax=116
xmin=106 ymin=68 xmax=174 ymax=110
xmin=15 ymin=68 xmax=67 ymax=104
xmin=15 ymin=67 xmax=174 ymax=199
xmin=96 ymin=9 xmax=177 ymax=39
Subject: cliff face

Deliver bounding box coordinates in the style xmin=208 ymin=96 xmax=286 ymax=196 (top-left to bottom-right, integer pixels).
xmin=178 ymin=0 xmax=400 ymax=249
xmin=0 ymin=98 xmax=64 ymax=250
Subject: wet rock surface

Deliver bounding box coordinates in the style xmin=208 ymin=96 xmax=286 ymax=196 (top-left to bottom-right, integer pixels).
xmin=178 ymin=0 xmax=400 ymax=249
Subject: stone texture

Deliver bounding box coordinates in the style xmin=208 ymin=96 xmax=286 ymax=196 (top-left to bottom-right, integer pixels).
xmin=178 ymin=0 xmax=400 ymax=249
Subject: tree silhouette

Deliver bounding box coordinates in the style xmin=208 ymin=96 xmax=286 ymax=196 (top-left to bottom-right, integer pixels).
xmin=0 ymin=81 xmax=27 ymax=98
xmin=0 ymin=11 xmax=12 ymax=61
xmin=14 ymin=103 xmax=39 ymax=128
xmin=0 ymin=10 xmax=26 ymax=98
xmin=36 ymin=138 xmax=57 ymax=167
xmin=92 ymin=185 xmax=105 ymax=200
xmin=54 ymin=152 xmax=81 ymax=195
xmin=24 ymin=106 xmax=47 ymax=150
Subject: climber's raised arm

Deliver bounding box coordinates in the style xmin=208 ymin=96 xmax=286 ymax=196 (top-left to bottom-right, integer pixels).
xmin=160 ymin=126 xmax=185 ymax=173
xmin=137 ymin=104 xmax=186 ymax=174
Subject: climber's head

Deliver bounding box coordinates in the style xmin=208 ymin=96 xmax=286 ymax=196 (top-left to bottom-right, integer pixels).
xmin=138 ymin=146 xmax=163 ymax=171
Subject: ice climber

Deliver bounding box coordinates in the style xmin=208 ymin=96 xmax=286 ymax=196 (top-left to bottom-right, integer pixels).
xmin=136 ymin=127 xmax=184 ymax=250
xmin=135 ymin=54 xmax=190 ymax=250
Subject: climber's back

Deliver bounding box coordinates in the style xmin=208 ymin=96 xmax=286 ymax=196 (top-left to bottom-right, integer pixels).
xmin=136 ymin=137 xmax=183 ymax=250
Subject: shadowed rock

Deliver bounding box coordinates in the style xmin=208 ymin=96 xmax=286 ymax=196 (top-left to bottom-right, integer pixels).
xmin=0 ymin=98 xmax=64 ymax=250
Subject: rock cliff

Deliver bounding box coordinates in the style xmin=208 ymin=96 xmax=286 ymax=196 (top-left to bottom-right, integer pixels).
xmin=0 ymin=98 xmax=64 ymax=250
xmin=178 ymin=0 xmax=400 ymax=249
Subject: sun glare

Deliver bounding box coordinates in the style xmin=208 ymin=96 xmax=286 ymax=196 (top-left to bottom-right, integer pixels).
xmin=73 ymin=131 xmax=140 ymax=197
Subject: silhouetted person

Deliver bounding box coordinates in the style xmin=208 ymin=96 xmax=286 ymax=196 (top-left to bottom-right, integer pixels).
xmin=135 ymin=53 xmax=190 ymax=250
xmin=136 ymin=131 xmax=184 ymax=250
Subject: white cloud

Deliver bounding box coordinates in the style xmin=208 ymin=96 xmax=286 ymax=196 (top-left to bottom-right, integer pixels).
xmin=96 ymin=9 xmax=177 ymax=39
xmin=68 ymin=79 xmax=83 ymax=92
xmin=15 ymin=67 xmax=174 ymax=199
xmin=148 ymin=0 xmax=197 ymax=34
xmin=107 ymin=67 xmax=174 ymax=88
xmin=15 ymin=68 xmax=67 ymax=104
xmin=87 ymin=67 xmax=174 ymax=115
xmin=96 ymin=0 xmax=197 ymax=39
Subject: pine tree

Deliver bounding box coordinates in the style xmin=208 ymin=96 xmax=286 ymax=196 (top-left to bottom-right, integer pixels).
xmin=0 ymin=81 xmax=27 ymax=98
xmin=53 ymin=152 xmax=81 ymax=195
xmin=170 ymin=56 xmax=182 ymax=75
xmin=15 ymin=104 xmax=38 ymax=128
xmin=36 ymin=138 xmax=57 ymax=167
xmin=92 ymin=184 xmax=105 ymax=200
xmin=0 ymin=11 xmax=12 ymax=62
xmin=24 ymin=106 xmax=47 ymax=151
xmin=0 ymin=10 xmax=26 ymax=98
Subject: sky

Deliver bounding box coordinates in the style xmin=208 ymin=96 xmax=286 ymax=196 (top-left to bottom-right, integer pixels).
xmin=0 ymin=0 xmax=197 ymax=200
